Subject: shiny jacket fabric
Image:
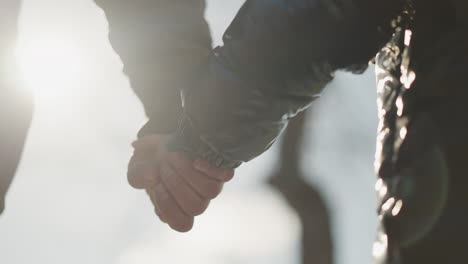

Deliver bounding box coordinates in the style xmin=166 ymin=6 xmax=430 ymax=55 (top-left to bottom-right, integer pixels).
xmin=166 ymin=0 xmax=403 ymax=168
xmin=373 ymin=1 xmax=468 ymax=263
xmin=95 ymin=0 xmax=399 ymax=168
xmin=98 ymin=1 xmax=468 ymax=263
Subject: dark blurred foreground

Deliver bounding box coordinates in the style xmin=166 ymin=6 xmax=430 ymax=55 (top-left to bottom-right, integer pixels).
xmin=0 ymin=0 xmax=33 ymax=214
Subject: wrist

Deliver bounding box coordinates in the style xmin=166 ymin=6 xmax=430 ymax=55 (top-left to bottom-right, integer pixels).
xmin=165 ymin=115 xmax=242 ymax=169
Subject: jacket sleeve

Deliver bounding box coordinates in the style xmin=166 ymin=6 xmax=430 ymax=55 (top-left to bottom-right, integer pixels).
xmin=94 ymin=0 xmax=212 ymax=134
xmin=166 ymin=0 xmax=404 ymax=168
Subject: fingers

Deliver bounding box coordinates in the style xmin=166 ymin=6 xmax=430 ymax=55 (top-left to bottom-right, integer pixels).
xmin=160 ymin=162 xmax=209 ymax=217
xmin=128 ymin=135 xmax=169 ymax=189
xmin=146 ymin=188 xmax=167 ymax=223
xmin=127 ymin=153 xmax=159 ymax=189
xmin=147 ymin=182 xmax=194 ymax=232
xmin=129 ymin=134 xmax=236 ymax=232
xmin=194 ymin=159 xmax=235 ymax=182
xmin=167 ymin=152 xmax=223 ymax=199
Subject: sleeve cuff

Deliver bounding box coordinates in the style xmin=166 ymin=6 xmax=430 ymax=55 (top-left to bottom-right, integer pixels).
xmin=165 ymin=115 xmax=243 ymax=169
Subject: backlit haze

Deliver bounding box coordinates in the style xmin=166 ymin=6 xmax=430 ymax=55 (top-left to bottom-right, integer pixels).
xmin=1 ymin=1 xmax=378 ymax=263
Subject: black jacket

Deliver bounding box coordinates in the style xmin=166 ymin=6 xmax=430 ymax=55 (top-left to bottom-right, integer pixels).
xmin=96 ymin=0 xmax=464 ymax=172
xmin=97 ymin=0 xmax=403 ymax=168
xmin=95 ymin=1 xmax=468 ymax=260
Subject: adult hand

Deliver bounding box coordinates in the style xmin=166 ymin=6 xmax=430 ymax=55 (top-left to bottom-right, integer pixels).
xmin=128 ymin=134 xmax=234 ymax=232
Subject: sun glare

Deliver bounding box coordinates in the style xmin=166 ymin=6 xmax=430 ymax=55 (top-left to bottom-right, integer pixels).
xmin=16 ymin=36 xmax=83 ymax=101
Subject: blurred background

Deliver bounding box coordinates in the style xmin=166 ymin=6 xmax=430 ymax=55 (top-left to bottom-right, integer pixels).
xmin=0 ymin=0 xmax=379 ymax=263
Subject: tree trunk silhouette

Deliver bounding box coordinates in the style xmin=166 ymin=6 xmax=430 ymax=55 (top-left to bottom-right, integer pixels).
xmin=268 ymin=111 xmax=333 ymax=264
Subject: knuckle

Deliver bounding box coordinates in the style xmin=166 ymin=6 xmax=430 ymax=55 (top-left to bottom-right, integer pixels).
xmin=154 ymin=208 xmax=167 ymax=223
xmin=127 ymin=170 xmax=144 ymax=189
xmin=154 ymin=182 xmax=170 ymax=202
xmin=202 ymin=183 xmax=223 ymax=200
xmin=222 ymin=170 xmax=235 ymax=182
xmin=160 ymin=166 xmax=175 ymax=182
xmin=186 ymin=201 xmax=209 ymax=216
xmin=127 ymin=160 xmax=157 ymax=189
xmin=161 ymin=165 xmax=184 ymax=187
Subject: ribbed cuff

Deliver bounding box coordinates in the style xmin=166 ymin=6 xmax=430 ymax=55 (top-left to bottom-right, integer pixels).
xmin=165 ymin=115 xmax=242 ymax=169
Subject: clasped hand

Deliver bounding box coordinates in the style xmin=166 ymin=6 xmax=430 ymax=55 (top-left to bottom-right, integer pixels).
xmin=127 ymin=135 xmax=234 ymax=232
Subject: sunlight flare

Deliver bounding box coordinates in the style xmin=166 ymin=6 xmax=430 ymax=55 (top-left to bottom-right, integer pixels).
xmin=16 ymin=36 xmax=83 ymax=101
